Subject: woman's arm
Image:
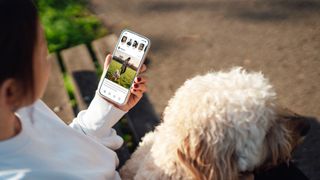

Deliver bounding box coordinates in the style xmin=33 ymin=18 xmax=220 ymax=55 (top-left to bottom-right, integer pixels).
xmin=68 ymin=54 xmax=147 ymax=150
xmin=69 ymin=93 xmax=126 ymax=150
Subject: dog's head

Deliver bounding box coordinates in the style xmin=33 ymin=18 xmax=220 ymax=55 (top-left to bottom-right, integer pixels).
xmin=153 ymin=67 xmax=309 ymax=180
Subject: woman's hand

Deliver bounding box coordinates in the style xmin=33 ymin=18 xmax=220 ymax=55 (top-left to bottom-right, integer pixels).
xmin=102 ymin=54 xmax=147 ymax=112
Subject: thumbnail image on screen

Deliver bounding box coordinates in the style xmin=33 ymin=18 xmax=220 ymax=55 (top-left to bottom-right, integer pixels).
xmin=105 ymin=50 xmax=141 ymax=89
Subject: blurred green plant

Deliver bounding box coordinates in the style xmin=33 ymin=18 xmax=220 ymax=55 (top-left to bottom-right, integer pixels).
xmin=63 ymin=73 xmax=77 ymax=108
xmin=119 ymin=118 xmax=135 ymax=152
xmin=35 ymin=0 xmax=107 ymax=52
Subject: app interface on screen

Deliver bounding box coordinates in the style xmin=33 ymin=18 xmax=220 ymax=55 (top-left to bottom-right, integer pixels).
xmin=100 ymin=31 xmax=148 ymax=104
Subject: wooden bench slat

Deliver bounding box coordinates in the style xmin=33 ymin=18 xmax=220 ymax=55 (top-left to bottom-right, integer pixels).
xmin=42 ymin=54 xmax=74 ymax=124
xmin=60 ymin=44 xmax=131 ymax=167
xmin=92 ymin=34 xmax=118 ymax=67
xmin=61 ymin=44 xmax=98 ymax=110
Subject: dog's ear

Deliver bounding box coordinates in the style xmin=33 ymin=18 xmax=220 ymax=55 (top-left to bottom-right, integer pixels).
xmin=177 ymin=135 xmax=239 ymax=180
xmin=265 ymin=108 xmax=310 ymax=168
xmin=263 ymin=112 xmax=293 ymax=169
xmin=278 ymin=108 xmax=310 ymax=144
xmin=239 ymin=173 xmax=254 ymax=180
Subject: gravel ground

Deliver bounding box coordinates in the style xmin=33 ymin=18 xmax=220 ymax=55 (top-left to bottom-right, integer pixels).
xmin=89 ymin=0 xmax=320 ymax=179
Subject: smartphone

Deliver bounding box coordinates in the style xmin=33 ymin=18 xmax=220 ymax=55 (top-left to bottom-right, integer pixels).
xmin=98 ymin=29 xmax=151 ymax=105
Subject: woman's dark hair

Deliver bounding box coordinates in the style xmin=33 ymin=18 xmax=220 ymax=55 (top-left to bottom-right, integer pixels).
xmin=0 ymin=0 xmax=38 ymax=99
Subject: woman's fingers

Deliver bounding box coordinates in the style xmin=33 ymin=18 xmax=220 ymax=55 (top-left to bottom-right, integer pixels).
xmin=104 ymin=54 xmax=112 ymax=69
xmin=130 ymin=86 xmax=144 ymax=99
xmin=132 ymin=82 xmax=147 ymax=92
xmin=134 ymin=76 xmax=147 ymax=84
xmin=138 ymin=64 xmax=147 ymax=74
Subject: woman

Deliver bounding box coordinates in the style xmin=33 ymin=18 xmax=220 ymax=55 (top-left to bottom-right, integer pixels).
xmin=120 ymin=57 xmax=131 ymax=75
xmin=0 ymin=0 xmax=147 ymax=179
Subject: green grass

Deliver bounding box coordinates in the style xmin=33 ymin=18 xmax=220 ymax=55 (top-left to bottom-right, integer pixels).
xmin=35 ymin=0 xmax=107 ymax=52
xmin=63 ymin=73 xmax=77 ymax=108
xmin=106 ymin=60 xmax=136 ymax=89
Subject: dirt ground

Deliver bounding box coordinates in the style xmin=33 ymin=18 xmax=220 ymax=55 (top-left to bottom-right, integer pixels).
xmin=89 ymin=0 xmax=320 ymax=179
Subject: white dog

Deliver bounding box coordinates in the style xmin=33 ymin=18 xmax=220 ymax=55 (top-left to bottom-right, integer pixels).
xmin=120 ymin=67 xmax=309 ymax=180
xmin=112 ymin=69 xmax=121 ymax=81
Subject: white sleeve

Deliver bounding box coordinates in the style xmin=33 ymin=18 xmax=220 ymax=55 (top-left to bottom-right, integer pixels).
xmin=69 ymin=93 xmax=127 ymax=150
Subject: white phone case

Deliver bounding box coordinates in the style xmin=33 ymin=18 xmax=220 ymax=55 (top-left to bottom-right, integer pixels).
xmin=98 ymin=29 xmax=151 ymax=106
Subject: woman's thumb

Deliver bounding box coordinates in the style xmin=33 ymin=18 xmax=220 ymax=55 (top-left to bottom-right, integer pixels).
xmin=104 ymin=54 xmax=112 ymax=69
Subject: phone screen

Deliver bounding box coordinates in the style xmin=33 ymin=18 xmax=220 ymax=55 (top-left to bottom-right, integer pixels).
xmin=99 ymin=30 xmax=149 ymax=105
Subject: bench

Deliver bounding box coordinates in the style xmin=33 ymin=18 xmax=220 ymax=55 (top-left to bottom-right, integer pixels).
xmin=42 ymin=34 xmax=160 ymax=168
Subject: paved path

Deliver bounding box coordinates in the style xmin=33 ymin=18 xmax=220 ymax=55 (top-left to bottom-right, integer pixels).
xmin=89 ymin=0 xmax=320 ymax=179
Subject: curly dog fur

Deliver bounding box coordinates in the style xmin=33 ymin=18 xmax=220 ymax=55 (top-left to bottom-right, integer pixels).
xmin=120 ymin=67 xmax=309 ymax=180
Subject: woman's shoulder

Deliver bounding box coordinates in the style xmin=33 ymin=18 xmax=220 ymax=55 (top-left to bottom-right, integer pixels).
xmin=16 ymin=99 xmax=66 ymax=126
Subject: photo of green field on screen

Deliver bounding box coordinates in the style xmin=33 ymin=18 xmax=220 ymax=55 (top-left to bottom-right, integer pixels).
xmin=105 ymin=50 xmax=140 ymax=89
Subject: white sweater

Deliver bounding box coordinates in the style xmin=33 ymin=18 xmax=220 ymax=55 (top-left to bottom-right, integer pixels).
xmin=0 ymin=94 xmax=127 ymax=180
